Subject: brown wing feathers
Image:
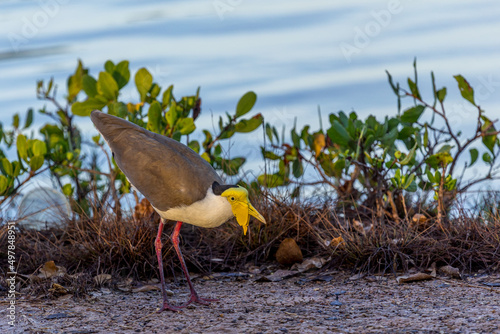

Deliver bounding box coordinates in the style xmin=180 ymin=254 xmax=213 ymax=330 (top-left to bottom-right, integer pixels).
xmin=90 ymin=111 xmax=222 ymax=211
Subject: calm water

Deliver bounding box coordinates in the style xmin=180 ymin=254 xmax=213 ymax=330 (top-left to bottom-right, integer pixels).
xmin=1 ymin=0 xmax=500 ymax=193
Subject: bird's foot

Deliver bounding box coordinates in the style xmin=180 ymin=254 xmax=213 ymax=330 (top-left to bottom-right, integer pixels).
xmin=158 ymin=303 xmax=182 ymax=313
xmin=191 ymin=295 xmax=219 ymax=305
xmin=178 ymin=294 xmax=219 ymax=308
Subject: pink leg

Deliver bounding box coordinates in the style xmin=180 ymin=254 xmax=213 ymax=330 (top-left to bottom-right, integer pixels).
xmin=155 ymin=219 xmax=181 ymax=312
xmin=171 ymin=221 xmax=218 ymax=307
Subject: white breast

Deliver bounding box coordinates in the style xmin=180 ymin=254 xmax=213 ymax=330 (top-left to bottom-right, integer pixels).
xmin=153 ymin=187 xmax=234 ymax=228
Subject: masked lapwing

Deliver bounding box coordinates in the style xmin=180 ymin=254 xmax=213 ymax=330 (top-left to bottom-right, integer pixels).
xmin=90 ymin=110 xmax=266 ymax=312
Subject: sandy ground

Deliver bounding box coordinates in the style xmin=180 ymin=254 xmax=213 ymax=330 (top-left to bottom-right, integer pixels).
xmin=2 ymin=271 xmax=500 ymax=334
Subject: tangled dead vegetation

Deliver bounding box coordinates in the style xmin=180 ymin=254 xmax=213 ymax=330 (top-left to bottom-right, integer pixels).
xmin=1 ymin=192 xmax=499 ymax=299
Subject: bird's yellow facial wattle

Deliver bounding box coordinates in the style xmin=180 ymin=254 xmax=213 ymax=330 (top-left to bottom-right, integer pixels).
xmin=220 ymin=187 xmax=266 ymax=235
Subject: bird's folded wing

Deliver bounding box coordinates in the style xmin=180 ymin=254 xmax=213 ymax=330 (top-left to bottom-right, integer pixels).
xmin=91 ymin=111 xmax=222 ymax=210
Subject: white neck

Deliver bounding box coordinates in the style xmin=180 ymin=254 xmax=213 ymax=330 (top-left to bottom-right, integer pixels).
xmin=153 ymin=187 xmax=234 ymax=228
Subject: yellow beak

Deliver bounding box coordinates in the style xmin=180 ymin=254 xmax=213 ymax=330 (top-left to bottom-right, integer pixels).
xmin=221 ymin=186 xmax=266 ymax=235
xmin=231 ymin=200 xmax=266 ymax=235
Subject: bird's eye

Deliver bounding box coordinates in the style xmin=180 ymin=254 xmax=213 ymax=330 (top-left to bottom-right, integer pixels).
xmin=230 ymin=197 xmax=235 ymax=201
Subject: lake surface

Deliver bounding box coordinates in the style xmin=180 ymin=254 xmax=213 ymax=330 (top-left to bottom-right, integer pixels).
xmin=1 ymin=0 xmax=500 ymax=195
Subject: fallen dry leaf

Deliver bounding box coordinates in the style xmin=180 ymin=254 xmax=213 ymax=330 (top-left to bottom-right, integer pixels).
xmin=439 ymin=265 xmax=461 ymax=279
xmin=291 ymin=257 xmax=326 ymax=273
xmin=331 ymin=236 xmax=345 ymax=248
xmin=412 ymin=213 xmax=428 ymax=224
xmin=48 ymin=283 xmax=68 ymax=295
xmin=410 ymin=213 xmax=429 ymax=230
xmin=429 ymin=262 xmax=437 ymax=277
xmin=38 ymin=261 xmax=66 ymax=279
xmin=257 ymin=269 xmax=300 ymax=282
xmin=115 ymin=279 xmax=172 ymax=295
xmin=397 ymin=272 xmax=434 ymax=284
xmin=351 ymin=220 xmax=365 ymax=235
xmin=94 ymin=274 xmax=112 ymax=285
xmin=349 ymin=273 xmax=367 ymax=281
xmin=131 ymin=285 xmax=161 ymax=293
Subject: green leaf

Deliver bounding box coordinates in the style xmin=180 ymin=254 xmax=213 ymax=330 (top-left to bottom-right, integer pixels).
xmin=135 ymin=67 xmax=153 ymax=101
xmin=320 ymin=157 xmax=344 ymax=178
xmin=364 ymin=134 xmax=375 ymax=149
xmin=403 ymin=174 xmax=415 ymax=190
xmin=469 ymin=148 xmax=479 ymax=166
xmin=426 ymin=152 xmax=453 ymax=169
xmin=112 ymin=60 xmax=130 ymax=89
xmin=292 ymin=159 xmax=303 ymax=178
xmin=235 ymin=91 xmax=257 ymax=118
xmin=62 ymin=183 xmax=73 ymax=197
xmin=385 ymin=70 xmax=399 ymax=95
xmin=261 ymin=148 xmax=280 ymax=160
xmin=481 ymin=117 xmax=497 ymax=153
xmin=71 ymin=96 xmax=108 ymax=116
xmin=17 ymin=134 xmax=27 ymax=161
xmin=1 ymin=158 xmax=13 ymax=176
xmin=327 ymin=120 xmax=351 ymax=146
xmin=401 ymin=105 xmax=425 ymax=123
xmin=436 ymin=87 xmax=447 ymax=103
xmin=24 ymin=108 xmax=33 ymax=129
xmin=162 ymin=85 xmax=174 ymax=108
xmin=176 ymin=118 xmax=196 ymax=135
xmin=423 ymin=124 xmax=428 ymax=147
xmin=272 ymin=126 xmax=279 ymax=143
xmin=97 ymin=71 xmax=119 ymax=101
xmin=109 ymin=102 xmax=128 ymax=118
xmin=166 ymin=101 xmax=178 ymax=127
xmin=29 ymin=155 xmax=44 ymax=171
xmin=234 ymin=114 xmax=263 ymax=133
xmin=257 ymin=173 xmax=285 ymax=188
xmin=82 ymin=75 xmax=98 ymax=98
xmin=407 ymin=78 xmax=421 ymax=99
xmin=407 ymin=180 xmax=418 ymax=192
xmin=426 ymin=170 xmax=435 ymax=183
xmin=13 ymin=114 xmax=20 ymax=129
xmin=92 ymin=134 xmax=101 ymax=145
xmin=446 ymin=178 xmax=457 ymax=191
xmin=438 ymin=144 xmax=453 ymax=153
xmin=454 ymin=75 xmax=475 ymax=106
xmin=67 ymin=59 xmax=85 ymax=101
xmin=188 ymin=140 xmax=200 ymax=153
xmin=32 ymin=140 xmax=47 ymax=156
xmin=202 ymin=130 xmax=213 ymax=150
xmin=0 ymin=175 xmax=8 ymax=194
xmin=483 ymin=152 xmax=492 ymax=164
xmin=104 ymin=60 xmax=115 ymax=73
xmin=221 ymin=157 xmax=246 ymax=176
xmin=218 ymin=124 xmax=236 ymax=140
xmin=265 ymin=123 xmax=273 ymax=142
xmin=11 ymin=161 xmax=20 ymax=177
xmin=398 ymin=126 xmax=417 ymax=141
xmin=147 ymin=101 xmax=162 ymax=133
xmin=82 ymin=74 xmax=97 ymax=97
xmin=201 ymin=152 xmax=211 ymax=163
xmin=150 ymin=83 xmax=161 ymax=99
xmin=291 ymin=127 xmax=301 ymax=148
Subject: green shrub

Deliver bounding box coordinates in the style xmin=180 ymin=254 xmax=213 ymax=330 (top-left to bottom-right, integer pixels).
xmin=0 ymin=60 xmax=262 ymax=216
xmin=259 ymin=61 xmax=500 ymax=223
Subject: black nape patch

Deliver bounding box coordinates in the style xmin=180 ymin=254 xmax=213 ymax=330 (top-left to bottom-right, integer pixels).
xmin=212 ymin=181 xmax=238 ymax=195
